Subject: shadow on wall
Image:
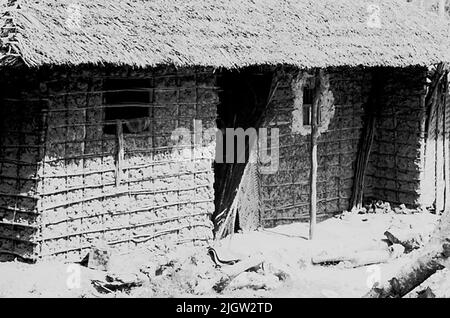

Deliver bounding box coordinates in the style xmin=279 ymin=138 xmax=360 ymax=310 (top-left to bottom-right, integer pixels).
xmin=0 ymin=67 xmax=45 ymax=262
xmin=364 ymin=67 xmax=428 ymax=208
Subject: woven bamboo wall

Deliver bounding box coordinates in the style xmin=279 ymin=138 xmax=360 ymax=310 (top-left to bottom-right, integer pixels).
xmin=259 ymin=67 xmax=429 ymax=228
xmin=0 ymin=70 xmax=43 ymax=261
xmin=364 ymin=67 xmax=428 ymax=206
xmin=0 ymin=66 xmax=218 ymax=262
xmin=260 ymin=68 xmax=369 ymax=227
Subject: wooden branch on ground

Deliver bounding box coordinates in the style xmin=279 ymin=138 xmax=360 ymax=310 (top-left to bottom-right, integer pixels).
xmin=312 ymin=244 xmax=404 ymax=268
xmin=213 ymin=254 xmax=264 ymax=293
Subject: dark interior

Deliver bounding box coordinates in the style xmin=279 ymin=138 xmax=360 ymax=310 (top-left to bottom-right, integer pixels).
xmin=213 ymin=67 xmax=273 ymax=236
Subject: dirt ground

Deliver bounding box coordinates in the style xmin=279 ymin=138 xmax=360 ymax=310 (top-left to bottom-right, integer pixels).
xmin=0 ymin=210 xmax=448 ymax=298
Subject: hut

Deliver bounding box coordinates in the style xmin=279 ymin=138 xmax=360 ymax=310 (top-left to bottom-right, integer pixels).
xmin=0 ymin=0 xmax=449 ymax=261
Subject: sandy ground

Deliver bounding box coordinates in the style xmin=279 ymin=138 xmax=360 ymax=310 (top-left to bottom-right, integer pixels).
xmin=214 ymin=211 xmax=439 ymax=298
xmin=0 ymin=211 xmax=447 ymax=298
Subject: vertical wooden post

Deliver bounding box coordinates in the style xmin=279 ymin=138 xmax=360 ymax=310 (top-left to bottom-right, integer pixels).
xmin=115 ymin=120 xmax=124 ymax=187
xmin=424 ymin=63 xmax=448 ymax=208
xmin=443 ymin=74 xmax=450 ymax=212
xmin=436 ymin=79 xmax=445 ymax=212
xmin=309 ymin=70 xmax=321 ymax=240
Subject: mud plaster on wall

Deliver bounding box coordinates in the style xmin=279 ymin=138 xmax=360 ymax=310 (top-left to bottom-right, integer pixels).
xmin=291 ymin=70 xmax=335 ymax=136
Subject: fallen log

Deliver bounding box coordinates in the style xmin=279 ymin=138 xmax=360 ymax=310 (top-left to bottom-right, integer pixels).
xmin=410 ymin=268 xmax=450 ymax=298
xmin=363 ymin=242 xmax=448 ymax=298
xmin=312 ymin=244 xmax=404 ymax=268
xmin=364 ymin=204 xmax=450 ymax=298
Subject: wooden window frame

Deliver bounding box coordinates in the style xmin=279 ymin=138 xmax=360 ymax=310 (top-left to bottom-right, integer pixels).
xmin=102 ymin=78 xmax=152 ymax=135
xmin=302 ymin=83 xmax=321 ymax=127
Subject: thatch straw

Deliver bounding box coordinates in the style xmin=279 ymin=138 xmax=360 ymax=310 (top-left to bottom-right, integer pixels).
xmin=1 ymin=0 xmax=449 ymax=68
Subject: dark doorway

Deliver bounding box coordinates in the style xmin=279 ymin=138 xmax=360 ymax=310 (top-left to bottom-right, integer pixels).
xmin=213 ymin=67 xmax=273 ymax=237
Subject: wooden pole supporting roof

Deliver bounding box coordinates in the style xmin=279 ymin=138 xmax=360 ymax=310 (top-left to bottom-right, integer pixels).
xmin=443 ymin=74 xmax=450 ymax=212
xmin=309 ymin=69 xmax=321 ymax=240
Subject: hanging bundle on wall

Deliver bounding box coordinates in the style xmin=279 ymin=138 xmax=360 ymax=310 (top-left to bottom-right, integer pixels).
xmin=215 ymin=149 xmax=261 ymax=239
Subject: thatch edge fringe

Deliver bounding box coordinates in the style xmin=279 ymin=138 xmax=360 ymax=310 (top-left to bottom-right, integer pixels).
xmin=1 ymin=0 xmax=450 ymax=68
xmin=0 ymin=0 xmax=23 ymax=66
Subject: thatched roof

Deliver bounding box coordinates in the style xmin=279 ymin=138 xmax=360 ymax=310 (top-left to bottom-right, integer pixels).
xmin=1 ymin=0 xmax=449 ymax=68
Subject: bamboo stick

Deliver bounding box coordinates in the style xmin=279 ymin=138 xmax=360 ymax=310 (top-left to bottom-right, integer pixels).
xmin=115 ymin=120 xmax=124 ymax=186
xmin=39 ymin=216 xmax=211 ymax=242
xmin=40 ymin=194 xmax=211 ymax=212
xmin=436 ymin=82 xmax=445 ymax=212
xmin=38 ymin=179 xmax=210 ymax=197
xmin=42 ymin=210 xmax=210 ymax=229
xmin=443 ymin=74 xmax=450 ymax=211
xmin=309 ymin=69 xmax=321 ymax=240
